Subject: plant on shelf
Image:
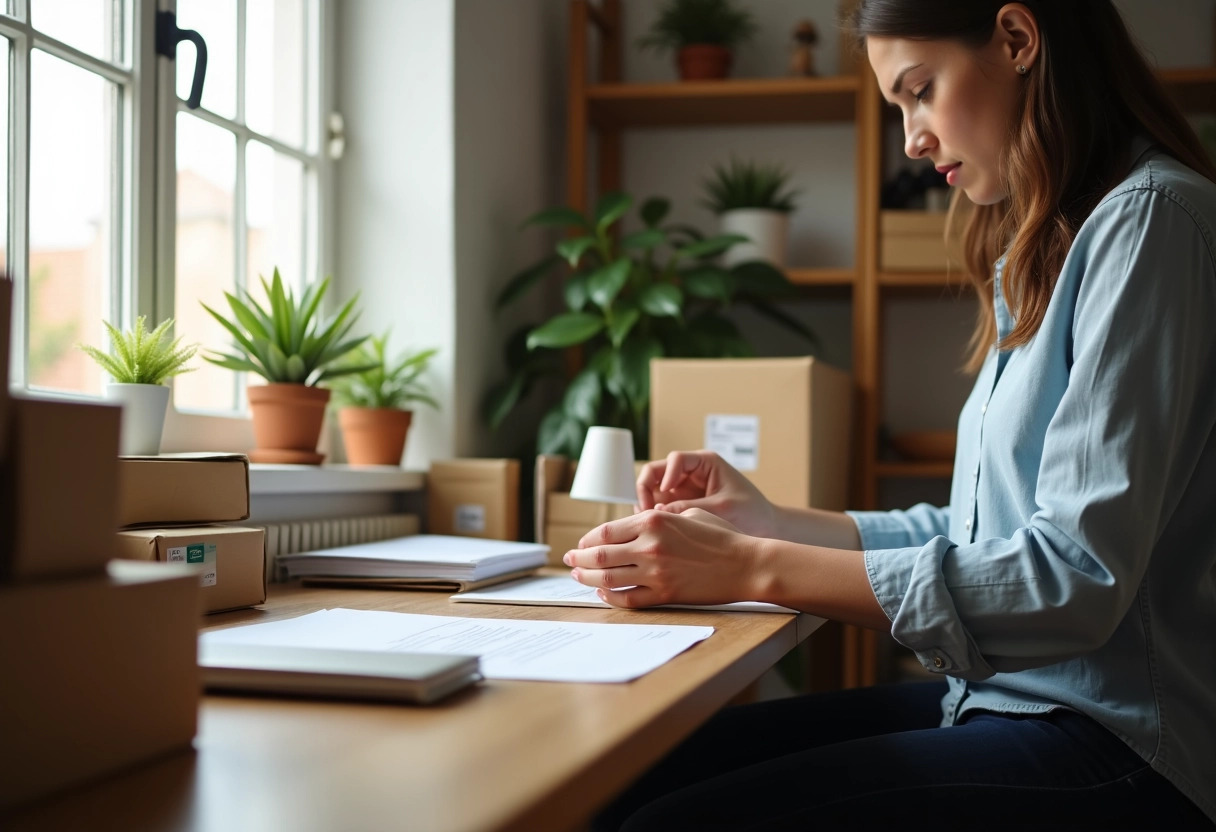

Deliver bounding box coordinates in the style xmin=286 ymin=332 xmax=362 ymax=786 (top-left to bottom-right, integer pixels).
xmin=702 ymin=156 xmax=801 ymax=268
xmin=484 ymin=191 xmax=817 ymax=459
xmin=638 ymin=0 xmax=757 ymax=81
xmin=201 ymin=268 xmax=374 ymax=465
xmin=328 ymin=333 xmax=439 ymax=466
xmin=80 ymin=316 xmax=198 ymax=455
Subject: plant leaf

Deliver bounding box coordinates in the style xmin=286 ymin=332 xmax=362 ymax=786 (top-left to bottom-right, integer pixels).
xmin=562 ymin=367 xmax=602 ymax=425
xmin=537 ymin=407 xmax=586 ymax=457
xmin=587 ymin=257 xmax=631 ymax=310
xmin=607 ymin=306 xmax=640 ymax=348
xmin=495 ymin=255 xmax=560 ymax=310
xmin=556 ymin=236 xmax=597 ymax=268
xmin=682 ymin=266 xmax=735 ymax=302
xmin=639 ymin=283 xmax=683 ymax=318
xmin=730 ymin=260 xmax=794 ymax=297
xmin=618 ymin=334 xmax=664 ymax=414
xmin=622 ymin=229 xmax=666 ymax=251
xmin=675 ymin=233 xmax=749 ymax=260
xmin=594 ymin=192 xmax=631 ymax=234
xmin=521 ymin=206 xmax=591 ymax=231
xmin=484 ymin=373 xmax=527 ymax=430
xmin=526 ymin=313 xmax=605 ymax=350
xmin=564 ymin=273 xmax=589 ymax=312
xmin=640 ymin=197 xmax=670 ymax=228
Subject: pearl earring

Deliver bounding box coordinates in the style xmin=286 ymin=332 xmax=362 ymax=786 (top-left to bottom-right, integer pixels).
xmin=1016 ymin=64 xmax=1029 ymax=75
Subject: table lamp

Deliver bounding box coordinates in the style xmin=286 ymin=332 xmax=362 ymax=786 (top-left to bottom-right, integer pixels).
xmin=569 ymin=426 xmax=637 ymax=504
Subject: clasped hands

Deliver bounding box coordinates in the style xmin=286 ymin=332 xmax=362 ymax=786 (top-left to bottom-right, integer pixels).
xmin=564 ymin=450 xmax=775 ymax=609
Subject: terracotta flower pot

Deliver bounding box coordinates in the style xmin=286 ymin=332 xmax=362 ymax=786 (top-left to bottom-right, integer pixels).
xmin=677 ymin=44 xmax=732 ymax=81
xmin=338 ymin=407 xmax=413 ymax=466
xmin=246 ymin=383 xmax=331 ymax=465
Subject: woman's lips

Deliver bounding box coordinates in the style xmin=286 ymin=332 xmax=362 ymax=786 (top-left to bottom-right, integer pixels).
xmin=937 ymin=162 xmax=962 ymax=186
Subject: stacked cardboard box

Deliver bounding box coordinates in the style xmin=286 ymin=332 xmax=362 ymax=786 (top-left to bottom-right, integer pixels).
xmin=0 ymin=280 xmax=201 ymax=811
xmin=114 ymin=453 xmax=266 ymax=614
xmin=427 ymin=458 xmax=521 ymax=541
xmin=535 ymin=455 xmax=643 ymax=566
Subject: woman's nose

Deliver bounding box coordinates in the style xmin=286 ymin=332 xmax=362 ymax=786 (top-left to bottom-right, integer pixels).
xmin=904 ymin=122 xmax=936 ymax=160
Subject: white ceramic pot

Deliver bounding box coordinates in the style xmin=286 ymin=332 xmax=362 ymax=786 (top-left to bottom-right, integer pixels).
xmin=719 ymin=208 xmax=790 ymax=268
xmin=105 ymin=383 xmax=171 ymax=455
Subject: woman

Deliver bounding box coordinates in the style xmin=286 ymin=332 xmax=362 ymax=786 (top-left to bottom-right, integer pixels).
xmin=568 ymin=2 xmax=1216 ymax=829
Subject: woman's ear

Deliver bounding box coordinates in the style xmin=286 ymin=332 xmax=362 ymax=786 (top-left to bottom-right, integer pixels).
xmin=995 ymin=3 xmax=1041 ymax=73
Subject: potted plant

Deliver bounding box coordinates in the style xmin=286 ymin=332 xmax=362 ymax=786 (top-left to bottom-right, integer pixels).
xmin=328 ymin=334 xmax=439 ymax=466
xmin=702 ymin=157 xmax=800 ymax=268
xmin=201 ymin=268 xmax=374 ymax=465
xmin=484 ymin=191 xmax=818 ymax=459
xmin=638 ymin=0 xmax=757 ymax=81
xmin=80 ymin=317 xmax=198 ymax=455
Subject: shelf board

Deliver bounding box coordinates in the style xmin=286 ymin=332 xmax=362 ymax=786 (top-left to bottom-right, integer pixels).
xmin=1159 ymin=66 xmax=1216 ymax=113
xmin=875 ymin=461 xmax=954 ymax=479
xmin=786 ymin=267 xmax=855 ymax=287
xmin=587 ymin=76 xmax=861 ymax=129
xmin=878 ymin=270 xmax=961 ymax=288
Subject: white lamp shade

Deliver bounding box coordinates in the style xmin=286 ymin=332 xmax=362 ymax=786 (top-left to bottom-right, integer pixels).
xmin=570 ymin=426 xmax=637 ymax=504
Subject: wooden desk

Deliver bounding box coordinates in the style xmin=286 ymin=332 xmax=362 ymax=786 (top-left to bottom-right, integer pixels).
xmin=7 ymin=584 xmax=823 ymax=832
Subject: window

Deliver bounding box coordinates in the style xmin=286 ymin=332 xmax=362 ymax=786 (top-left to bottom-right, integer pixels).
xmin=4 ymin=0 xmax=331 ymax=425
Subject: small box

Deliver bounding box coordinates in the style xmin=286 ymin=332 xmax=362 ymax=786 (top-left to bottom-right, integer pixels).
xmin=0 ymin=396 xmax=121 ymax=582
xmin=427 ymin=458 xmax=520 ymax=540
xmin=650 ymin=357 xmax=852 ymax=510
xmin=117 ymin=452 xmax=250 ymax=528
xmin=0 ymin=560 xmax=200 ymax=811
xmin=115 ymin=525 xmax=266 ymax=613
xmin=879 ymin=210 xmax=954 ymax=271
xmin=535 ymin=455 xmax=638 ymax=566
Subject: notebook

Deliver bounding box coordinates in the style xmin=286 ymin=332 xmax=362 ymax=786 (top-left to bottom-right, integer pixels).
xmin=198 ymin=641 xmax=482 ymax=704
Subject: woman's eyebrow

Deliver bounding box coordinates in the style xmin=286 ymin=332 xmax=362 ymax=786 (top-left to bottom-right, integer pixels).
xmin=891 ymin=63 xmax=924 ymax=95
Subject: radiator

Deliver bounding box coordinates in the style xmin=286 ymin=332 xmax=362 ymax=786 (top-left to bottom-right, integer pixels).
xmin=253 ymin=512 xmax=421 ymax=583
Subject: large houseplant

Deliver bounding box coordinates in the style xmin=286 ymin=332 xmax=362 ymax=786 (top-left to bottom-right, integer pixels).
xmin=201 ymin=268 xmax=374 ymax=464
xmin=638 ymin=0 xmax=757 ymax=81
xmin=328 ymin=334 xmax=439 ymax=466
xmin=485 ymin=191 xmax=816 ymax=459
xmin=702 ymin=157 xmax=800 ymax=268
xmin=80 ymin=316 xmax=198 ymax=455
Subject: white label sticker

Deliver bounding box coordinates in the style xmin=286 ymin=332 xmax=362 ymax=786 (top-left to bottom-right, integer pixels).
xmin=169 ymin=542 xmax=217 ymax=587
xmin=454 ymin=504 xmax=487 ymax=534
xmin=704 ymin=414 xmax=760 ymax=472
xmin=166 ymin=546 xmax=187 ymax=563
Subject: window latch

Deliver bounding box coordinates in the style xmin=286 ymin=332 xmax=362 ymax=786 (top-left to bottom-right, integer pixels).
xmin=155 ymin=10 xmax=208 ymax=110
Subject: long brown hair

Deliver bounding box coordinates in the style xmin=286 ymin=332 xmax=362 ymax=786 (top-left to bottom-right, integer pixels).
xmin=849 ymin=0 xmax=1216 ymax=371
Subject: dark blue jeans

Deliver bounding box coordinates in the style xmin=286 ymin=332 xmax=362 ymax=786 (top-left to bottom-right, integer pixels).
xmin=592 ymin=681 xmax=1213 ymax=831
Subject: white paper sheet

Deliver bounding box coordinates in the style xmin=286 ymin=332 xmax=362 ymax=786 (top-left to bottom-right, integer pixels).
xmin=452 ymin=575 xmax=799 ymax=614
xmin=201 ymin=607 xmax=714 ymax=683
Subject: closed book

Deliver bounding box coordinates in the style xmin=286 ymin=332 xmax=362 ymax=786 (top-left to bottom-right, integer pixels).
xmin=198 ymin=642 xmax=481 ymax=704
xmin=277 ymin=534 xmax=548 ymax=584
xmin=117 ymin=453 xmax=250 ymax=528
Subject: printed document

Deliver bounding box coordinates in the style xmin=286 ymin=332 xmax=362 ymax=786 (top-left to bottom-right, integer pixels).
xmin=452 ymin=575 xmax=798 ymax=614
xmin=201 ymin=607 xmax=713 ymax=683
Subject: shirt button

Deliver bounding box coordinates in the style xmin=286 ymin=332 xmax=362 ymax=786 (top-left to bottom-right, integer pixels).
xmin=964 ymin=518 xmax=972 ymax=531
xmin=981 ymin=403 xmax=988 ymax=414
xmin=933 ymin=656 xmax=945 ymax=669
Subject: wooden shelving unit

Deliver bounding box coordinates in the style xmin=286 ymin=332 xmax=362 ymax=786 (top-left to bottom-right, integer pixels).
xmin=566 ymin=0 xmax=1216 ymax=689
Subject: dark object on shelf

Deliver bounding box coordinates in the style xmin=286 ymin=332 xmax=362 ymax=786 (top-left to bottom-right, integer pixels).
xmin=789 ymin=20 xmax=819 ymax=77
xmin=889 ymin=430 xmax=957 ymax=462
xmin=881 ymin=165 xmax=949 ymax=209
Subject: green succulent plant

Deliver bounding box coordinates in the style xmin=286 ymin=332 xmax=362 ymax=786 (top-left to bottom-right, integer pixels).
xmin=328 ymin=333 xmax=440 ymax=411
xmin=702 ymin=157 xmax=800 ymax=214
xmin=484 ymin=191 xmax=817 ymax=459
xmin=201 ymin=268 xmax=374 ymax=386
xmin=638 ymin=0 xmax=757 ymax=52
xmin=79 ymin=316 xmax=198 ymax=386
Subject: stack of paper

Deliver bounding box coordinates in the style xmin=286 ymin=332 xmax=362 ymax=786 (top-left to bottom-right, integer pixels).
xmin=277 ymin=534 xmax=549 ymax=591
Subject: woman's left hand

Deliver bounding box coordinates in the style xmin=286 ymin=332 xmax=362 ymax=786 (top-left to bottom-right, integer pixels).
xmin=563 ymin=508 xmax=761 ymax=608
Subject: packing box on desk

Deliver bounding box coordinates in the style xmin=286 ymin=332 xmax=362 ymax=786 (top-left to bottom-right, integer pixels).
xmin=879 ymin=210 xmax=955 ymax=272
xmin=650 ymin=357 xmax=852 ymax=510
xmin=116 ymin=525 xmax=266 ymax=613
xmin=117 ymin=452 xmax=250 ymax=528
xmin=0 ymin=560 xmax=200 ymax=811
xmin=0 ymin=396 xmax=121 ymax=581
xmin=427 ymin=458 xmax=520 ymax=540
xmin=535 ymin=455 xmax=639 ymax=566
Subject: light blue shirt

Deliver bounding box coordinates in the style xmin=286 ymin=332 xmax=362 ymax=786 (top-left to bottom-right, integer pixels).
xmin=848 ymin=140 xmax=1216 ymax=822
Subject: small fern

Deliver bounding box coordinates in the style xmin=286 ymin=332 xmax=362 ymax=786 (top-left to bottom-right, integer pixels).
xmin=701 ymin=157 xmax=800 ymax=214
xmin=80 ymin=317 xmax=198 ymax=386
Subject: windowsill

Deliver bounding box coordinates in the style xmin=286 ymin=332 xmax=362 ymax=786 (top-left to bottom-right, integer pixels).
xmin=249 ymin=464 xmax=425 ymax=496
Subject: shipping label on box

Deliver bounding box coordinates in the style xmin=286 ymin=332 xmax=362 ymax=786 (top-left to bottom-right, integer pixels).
xmin=117 ymin=452 xmax=250 ymax=528
xmin=704 ymin=414 xmax=760 ymax=471
xmin=427 ymin=459 xmax=520 ymax=541
xmin=115 ymin=525 xmax=265 ymax=613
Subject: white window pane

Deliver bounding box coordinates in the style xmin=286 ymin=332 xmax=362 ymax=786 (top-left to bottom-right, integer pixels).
xmin=247 ymin=140 xmax=304 ymax=294
xmin=175 ymin=113 xmax=237 ymax=412
xmin=31 ymin=0 xmax=126 ymax=64
xmin=176 ymin=0 xmax=236 ymax=119
xmin=246 ymin=0 xmax=306 ymax=147
xmin=28 ymin=51 xmax=116 ymax=395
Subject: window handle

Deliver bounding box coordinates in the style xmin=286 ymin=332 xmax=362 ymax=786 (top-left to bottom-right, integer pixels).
xmin=155 ymin=10 xmax=208 ymax=110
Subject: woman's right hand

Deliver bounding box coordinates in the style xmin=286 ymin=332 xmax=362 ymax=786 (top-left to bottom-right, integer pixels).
xmin=636 ymin=450 xmax=779 ymax=539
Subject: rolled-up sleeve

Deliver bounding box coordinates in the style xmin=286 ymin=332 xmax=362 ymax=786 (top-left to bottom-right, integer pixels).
xmin=861 ymin=188 xmax=1216 ymax=681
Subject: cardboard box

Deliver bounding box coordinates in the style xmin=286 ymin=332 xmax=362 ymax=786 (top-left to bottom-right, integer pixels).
xmin=117 ymin=452 xmax=250 ymax=528
xmin=0 ymin=560 xmax=200 ymax=811
xmin=115 ymin=525 xmax=266 ymax=613
xmin=880 ymin=210 xmax=954 ymax=271
xmin=0 ymin=396 xmax=121 ymax=581
xmin=535 ymin=455 xmax=639 ymax=566
xmin=650 ymin=357 xmax=852 ymax=510
xmin=427 ymin=458 xmax=520 ymax=540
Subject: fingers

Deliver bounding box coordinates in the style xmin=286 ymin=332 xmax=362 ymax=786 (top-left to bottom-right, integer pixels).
xmin=563 ymin=541 xmax=637 ymax=570
xmin=658 ymin=450 xmax=707 ymax=494
xmin=594 ymin=586 xmax=662 ymax=609
xmin=570 ymin=564 xmax=645 ymax=591
xmin=636 ymin=460 xmax=666 ymax=510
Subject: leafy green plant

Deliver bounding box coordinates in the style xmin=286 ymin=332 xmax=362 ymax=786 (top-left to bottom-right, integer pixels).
xmin=328 ymin=333 xmax=440 ymax=411
xmin=79 ymin=316 xmax=198 ymax=385
xmin=637 ymin=0 xmax=757 ymax=53
xmin=201 ymin=267 xmax=374 ymax=385
xmin=484 ymin=192 xmax=817 ymax=458
xmin=702 ymin=157 xmax=800 ymax=214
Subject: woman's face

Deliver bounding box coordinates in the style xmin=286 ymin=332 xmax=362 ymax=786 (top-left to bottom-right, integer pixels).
xmin=867 ymin=34 xmax=1024 ymax=206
